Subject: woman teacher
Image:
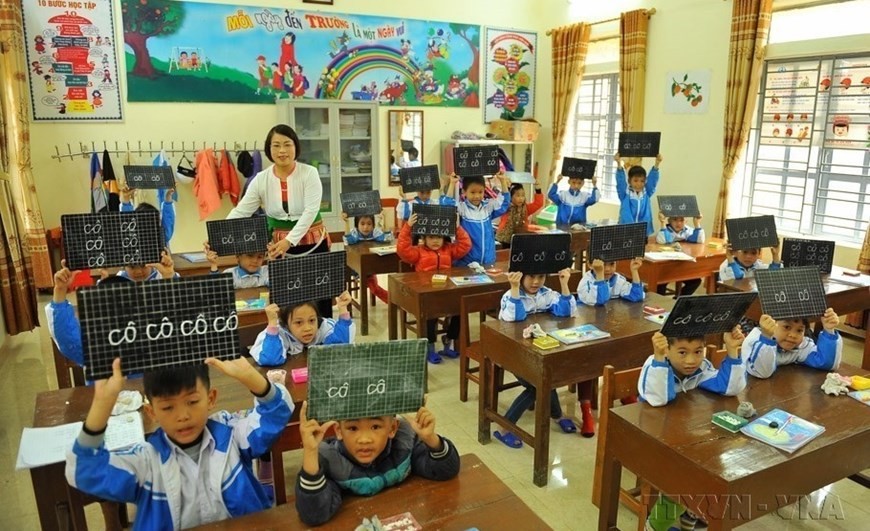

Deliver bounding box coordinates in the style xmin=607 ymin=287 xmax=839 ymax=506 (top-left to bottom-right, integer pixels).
xmin=227 ymin=123 xmax=332 ymax=317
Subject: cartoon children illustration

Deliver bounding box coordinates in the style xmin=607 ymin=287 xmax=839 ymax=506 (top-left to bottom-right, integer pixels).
xmin=190 ymin=52 xmax=200 ymax=70
xmin=104 ymin=36 xmax=111 ymax=46
xmin=101 ymin=54 xmax=109 ymax=68
xmin=102 ymin=68 xmax=113 ymax=84
xmin=43 ymin=74 xmax=55 ymax=92
xmin=58 ymin=103 xmax=66 ymax=115
xmin=400 ymin=39 xmax=414 ymax=62
xmin=256 ymin=55 xmax=271 ymax=95
xmin=291 ymin=64 xmax=308 ymax=98
xmin=34 ymin=36 xmax=46 ymax=54
xmin=178 ymin=51 xmax=189 ymax=69
xmin=95 ymin=36 xmax=103 ymax=46
xmin=271 ymin=62 xmax=284 ymax=97
xmin=31 ymin=61 xmax=43 ymax=75
xmin=92 ymin=90 xmax=103 ymax=108
xmin=445 ymin=74 xmax=465 ymax=100
xmin=832 ymin=115 xmax=850 ymax=137
xmin=282 ymin=62 xmax=294 ymax=96
xmin=280 ymin=32 xmax=297 ymax=69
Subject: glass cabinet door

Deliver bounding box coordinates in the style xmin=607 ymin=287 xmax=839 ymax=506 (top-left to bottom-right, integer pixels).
xmin=292 ymin=106 xmax=334 ymax=213
xmin=337 ymin=107 xmax=374 ymax=194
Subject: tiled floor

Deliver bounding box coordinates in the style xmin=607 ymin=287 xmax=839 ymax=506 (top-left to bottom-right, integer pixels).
xmin=2 ymin=288 xmax=868 ymax=530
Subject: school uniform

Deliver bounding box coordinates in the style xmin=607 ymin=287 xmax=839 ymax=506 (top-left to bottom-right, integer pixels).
xmin=454 ymin=193 xmax=510 ymax=266
xmin=576 ymin=270 xmax=645 ymax=306
xmin=741 ymin=327 xmax=842 ymax=379
xmin=717 ymin=258 xmax=781 ymax=281
xmin=637 ymin=355 xmax=746 ymax=407
xmin=547 ymin=184 xmax=599 ymax=225
xmin=616 ymin=166 xmax=659 ymax=236
xmin=120 ymin=200 xmax=176 ymax=249
xmin=343 ymin=227 xmax=391 ymax=245
xmin=498 ymin=286 xmax=576 ymax=322
xmin=249 ymin=316 xmax=355 ymax=366
xmin=220 ymin=265 xmax=269 ymax=289
xmin=655 ymin=225 xmax=705 ymax=244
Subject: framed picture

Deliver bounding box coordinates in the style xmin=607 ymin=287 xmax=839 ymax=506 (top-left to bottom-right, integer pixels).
xmin=302 ymin=0 xmax=334 ymax=4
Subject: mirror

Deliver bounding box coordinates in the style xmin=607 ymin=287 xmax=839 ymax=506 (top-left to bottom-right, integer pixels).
xmin=388 ymin=110 xmax=424 ymax=186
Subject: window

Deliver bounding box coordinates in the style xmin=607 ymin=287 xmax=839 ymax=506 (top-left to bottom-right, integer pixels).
xmin=564 ymin=73 xmax=621 ymax=201
xmin=739 ymin=54 xmax=869 ymax=243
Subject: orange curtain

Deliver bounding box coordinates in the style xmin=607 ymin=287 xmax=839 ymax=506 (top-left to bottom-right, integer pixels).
xmin=619 ymin=9 xmax=651 ymax=166
xmin=845 ymin=226 xmax=870 ymax=329
xmin=549 ymin=23 xmax=591 ymax=182
xmin=0 ymin=2 xmax=53 ymax=335
xmin=712 ymin=0 xmax=773 ymax=238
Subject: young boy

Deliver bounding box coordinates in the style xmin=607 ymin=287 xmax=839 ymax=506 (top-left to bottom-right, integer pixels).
xmin=615 ymin=153 xmax=662 ymax=236
xmin=451 ymin=173 xmax=511 ymax=266
xmin=295 ymin=401 xmax=460 ymax=526
xmin=341 ymin=212 xmax=392 ymax=245
xmin=401 ymin=147 xmax=421 ymax=168
xmin=120 ymin=186 xmax=176 ymax=250
xmin=397 ymin=184 xmax=449 ymax=230
xmin=718 ymin=243 xmax=781 ymax=281
xmin=547 ymin=173 xmax=599 ymax=225
xmin=742 ymin=308 xmax=842 ymax=378
xmin=66 ymin=357 xmax=293 ymax=529
xmin=205 ymin=243 xmax=269 ymax=288
xmin=117 ymin=249 xmax=178 ymax=282
xmin=655 ymin=211 xmax=705 ymax=296
xmin=577 ymin=258 xmax=645 ymax=306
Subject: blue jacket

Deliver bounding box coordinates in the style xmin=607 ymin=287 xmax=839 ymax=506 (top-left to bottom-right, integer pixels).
xmin=295 ymin=421 xmax=459 ymax=526
xmin=638 ymin=355 xmax=747 ymax=407
xmin=718 ymin=258 xmax=781 ymax=281
xmin=576 ymin=270 xmax=645 ymax=306
xmin=548 ymin=184 xmax=599 ymax=225
xmin=66 ymin=384 xmax=294 ymax=530
xmin=45 ymin=300 xmax=84 ymax=367
xmin=656 ymin=226 xmax=705 ymax=244
xmin=120 ymin=199 xmax=175 ymax=251
xmin=344 ymin=227 xmax=391 ymax=245
xmin=741 ymin=327 xmax=842 ymax=378
xmin=616 ymin=166 xmax=659 ymax=236
xmin=250 ymin=316 xmax=355 ymax=366
xmin=455 ymin=193 xmax=510 ymax=266
xmin=498 ymin=286 xmax=576 ymax=322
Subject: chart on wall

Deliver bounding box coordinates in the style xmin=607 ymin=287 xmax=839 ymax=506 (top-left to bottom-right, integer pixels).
xmin=120 ymin=1 xmax=480 ymax=107
xmin=483 ymin=27 xmax=536 ymax=122
xmin=21 ymin=1 xmax=123 ymax=121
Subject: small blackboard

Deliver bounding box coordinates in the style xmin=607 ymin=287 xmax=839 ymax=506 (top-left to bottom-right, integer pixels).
xmin=399 ymin=165 xmax=440 ymax=193
xmin=340 ymin=190 xmax=382 ymax=217
xmin=452 ymin=145 xmax=500 ymax=178
xmin=588 ymin=222 xmax=647 ymax=263
xmin=509 ymin=233 xmax=573 ymax=274
xmin=61 ymin=211 xmax=163 ymax=270
xmin=755 ymin=266 xmax=827 ymax=320
xmin=268 ymin=250 xmax=346 ymax=308
xmin=782 ymin=238 xmax=835 ymax=275
xmin=123 ymin=165 xmax=176 ymax=190
xmin=79 ymin=274 xmax=239 ymax=380
xmin=561 ymin=157 xmax=597 ymax=179
xmin=725 ymin=215 xmax=779 ymax=251
xmin=411 ymin=204 xmax=457 ymax=238
xmin=661 ymin=292 xmax=758 ymax=338
xmin=307 ymin=339 xmax=426 ymax=422
xmin=658 ymin=195 xmax=700 ymax=218
xmin=618 ymin=132 xmax=661 ymax=158
xmin=206 ymin=217 xmax=270 ymax=257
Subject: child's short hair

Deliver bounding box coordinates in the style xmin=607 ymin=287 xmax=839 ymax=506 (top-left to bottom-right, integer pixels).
xmin=279 ymin=301 xmax=320 ymax=326
xmin=462 ymin=175 xmax=486 ymax=190
xmin=408 ymin=147 xmax=419 ymax=158
xmin=354 ymin=214 xmax=376 ymax=230
xmin=779 ymin=317 xmax=811 ymax=329
xmin=667 ymin=335 xmax=705 ymax=346
xmin=508 ymin=183 xmax=525 ymax=198
xmin=567 ymin=175 xmax=585 ymax=183
xmin=143 ymin=364 xmax=210 ymax=399
xmin=627 ymin=166 xmax=647 ymax=180
xmin=134 ymin=202 xmax=158 ymax=213
xmin=98 ymin=275 xmax=132 ymax=286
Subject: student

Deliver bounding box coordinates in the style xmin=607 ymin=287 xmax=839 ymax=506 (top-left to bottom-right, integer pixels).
xmin=397 ymin=213 xmax=472 ymax=363
xmin=742 ymin=309 xmax=842 ymax=378
xmin=493 ymin=269 xmax=577 ymax=448
xmin=250 ymin=292 xmax=354 ymax=366
xmin=116 ymin=249 xmax=178 ymax=282
xmin=120 ymin=186 xmax=176 ymax=250
xmin=496 ymin=182 xmax=544 ymax=248
xmin=655 ymin=211 xmax=705 ymax=296
xmin=401 ymin=146 xmax=421 ymax=168
xmin=547 ymin=173 xmax=599 ymax=226
xmin=615 ymin=153 xmax=662 ymax=236
xmin=294 ymin=401 xmax=460 ymax=526
xmin=341 ymin=212 xmax=391 ymax=302
xmin=718 ymin=243 xmax=781 ymax=281
xmin=205 ymin=243 xmax=269 ymax=288
xmin=65 ymin=358 xmax=293 ymax=529
xmin=397 ymin=181 xmax=454 ymax=230
xmin=640 ymin=328 xmax=746 ymax=531
xmin=450 ymin=173 xmax=510 ymax=266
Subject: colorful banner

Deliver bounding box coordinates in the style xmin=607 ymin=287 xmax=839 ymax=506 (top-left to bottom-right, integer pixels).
xmin=483 ymin=27 xmax=537 ymax=123
xmin=22 ymin=2 xmax=123 ymax=121
xmin=120 ymin=1 xmax=480 ymax=107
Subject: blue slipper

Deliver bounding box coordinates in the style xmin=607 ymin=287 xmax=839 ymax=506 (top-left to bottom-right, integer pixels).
xmin=439 ymin=347 xmax=459 ymax=359
xmin=427 ymin=350 xmax=442 ymax=364
xmin=556 ymin=418 xmax=577 ymax=434
xmin=494 ymin=430 xmax=523 ymax=449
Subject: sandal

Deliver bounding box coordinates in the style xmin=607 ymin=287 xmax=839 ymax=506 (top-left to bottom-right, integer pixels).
xmin=493 ymin=430 xmax=523 ymax=449
xmin=556 ymin=418 xmax=577 ymax=433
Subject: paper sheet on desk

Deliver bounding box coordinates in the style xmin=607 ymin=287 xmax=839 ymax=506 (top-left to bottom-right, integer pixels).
xmin=105 ymin=411 xmax=146 ymax=451
xmin=16 ymin=422 xmax=82 ymax=470
xmin=644 ymin=251 xmax=695 ymax=262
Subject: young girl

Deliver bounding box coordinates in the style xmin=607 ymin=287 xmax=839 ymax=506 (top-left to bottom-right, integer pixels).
xmin=342 ymin=212 xmax=391 ymax=302
xmin=204 ymin=243 xmax=269 ymax=289
xmin=494 ymin=269 xmax=577 ymax=448
xmin=742 ymin=309 xmax=842 ymax=378
xmin=450 ymin=173 xmax=511 ymax=266
xmin=496 ymin=183 xmax=544 ymax=248
xmin=397 ymin=213 xmax=472 ymax=363
xmin=250 ymin=292 xmax=355 ymax=366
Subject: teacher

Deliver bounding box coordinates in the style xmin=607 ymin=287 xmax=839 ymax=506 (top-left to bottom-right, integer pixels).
xmin=227 ymin=123 xmax=332 ymax=317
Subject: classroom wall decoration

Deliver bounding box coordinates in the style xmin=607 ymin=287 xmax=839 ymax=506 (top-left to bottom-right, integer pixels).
xmin=664 ymin=69 xmax=710 ymax=114
xmin=21 ymin=0 xmax=123 ymax=121
xmin=483 ymin=27 xmax=537 ymax=122
xmin=120 ymin=1 xmax=480 ymax=107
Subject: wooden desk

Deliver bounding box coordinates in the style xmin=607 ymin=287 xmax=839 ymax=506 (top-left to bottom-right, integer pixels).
xmin=615 ymin=238 xmax=727 ymax=294
xmin=718 ymin=265 xmax=870 ymax=370
xmin=191 ymin=454 xmax=551 ymax=530
xmin=31 ymin=357 xmax=308 ymax=531
xmin=344 ymin=241 xmax=400 ymax=336
xmin=478 ymin=293 xmax=675 ymax=487
xmin=386 ymin=263 xmax=583 ymax=341
xmin=598 ymin=364 xmax=870 ymax=531
xmin=173 ymin=253 xmax=237 ymax=277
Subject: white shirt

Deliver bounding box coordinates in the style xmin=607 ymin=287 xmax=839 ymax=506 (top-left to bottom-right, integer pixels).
xmin=227 ymin=163 xmax=322 ymax=246
xmin=173 ymin=430 xmax=231 ymax=528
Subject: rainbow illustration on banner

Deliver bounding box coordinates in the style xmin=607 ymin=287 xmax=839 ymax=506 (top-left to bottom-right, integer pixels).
xmin=316 ymin=44 xmax=423 ymax=102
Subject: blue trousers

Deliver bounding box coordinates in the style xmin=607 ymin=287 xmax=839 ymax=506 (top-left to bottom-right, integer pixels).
xmin=504 ymin=377 xmax=562 ymax=423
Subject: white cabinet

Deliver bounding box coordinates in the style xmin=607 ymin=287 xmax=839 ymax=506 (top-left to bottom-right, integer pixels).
xmin=277 ymin=101 xmax=379 ymax=231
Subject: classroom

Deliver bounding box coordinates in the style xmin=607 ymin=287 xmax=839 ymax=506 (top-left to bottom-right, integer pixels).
xmin=1 ymin=0 xmax=869 ymax=529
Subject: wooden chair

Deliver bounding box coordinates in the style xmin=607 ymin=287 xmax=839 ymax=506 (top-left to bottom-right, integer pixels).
xmin=380 ymin=197 xmax=399 ymax=236
xmin=592 ymin=364 xmax=656 ymax=530
xmin=457 ymin=291 xmax=521 ymax=402
xmin=706 ymin=345 xmax=727 ymax=368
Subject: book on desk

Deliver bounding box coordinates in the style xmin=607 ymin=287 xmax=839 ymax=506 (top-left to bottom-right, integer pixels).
xmin=740 ymin=408 xmax=825 ymax=453
xmin=450 ymin=274 xmax=495 ymax=286
xmin=370 ymin=245 xmax=398 ymax=256
xmin=549 ymin=324 xmax=611 ymax=344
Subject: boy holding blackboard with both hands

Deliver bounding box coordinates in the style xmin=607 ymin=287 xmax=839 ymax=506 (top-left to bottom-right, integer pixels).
xmin=204 ymin=242 xmax=269 ymax=289
xmin=719 ymin=243 xmax=782 ymax=281
xmin=548 ymin=169 xmax=599 ymax=226
xmin=341 ymin=211 xmax=392 ymax=303
xmin=449 ymin=172 xmax=511 ymax=266
xmin=615 ymin=152 xmax=662 ymax=236
xmin=655 ymin=209 xmax=705 ymax=296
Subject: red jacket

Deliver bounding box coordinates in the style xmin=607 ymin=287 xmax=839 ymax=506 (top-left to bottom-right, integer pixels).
xmin=397 ymin=224 xmax=472 ymax=271
xmin=496 ymin=187 xmax=544 ymax=233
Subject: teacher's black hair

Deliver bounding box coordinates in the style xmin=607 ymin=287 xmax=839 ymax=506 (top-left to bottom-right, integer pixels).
xmin=264 ymin=124 xmax=301 ymax=163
